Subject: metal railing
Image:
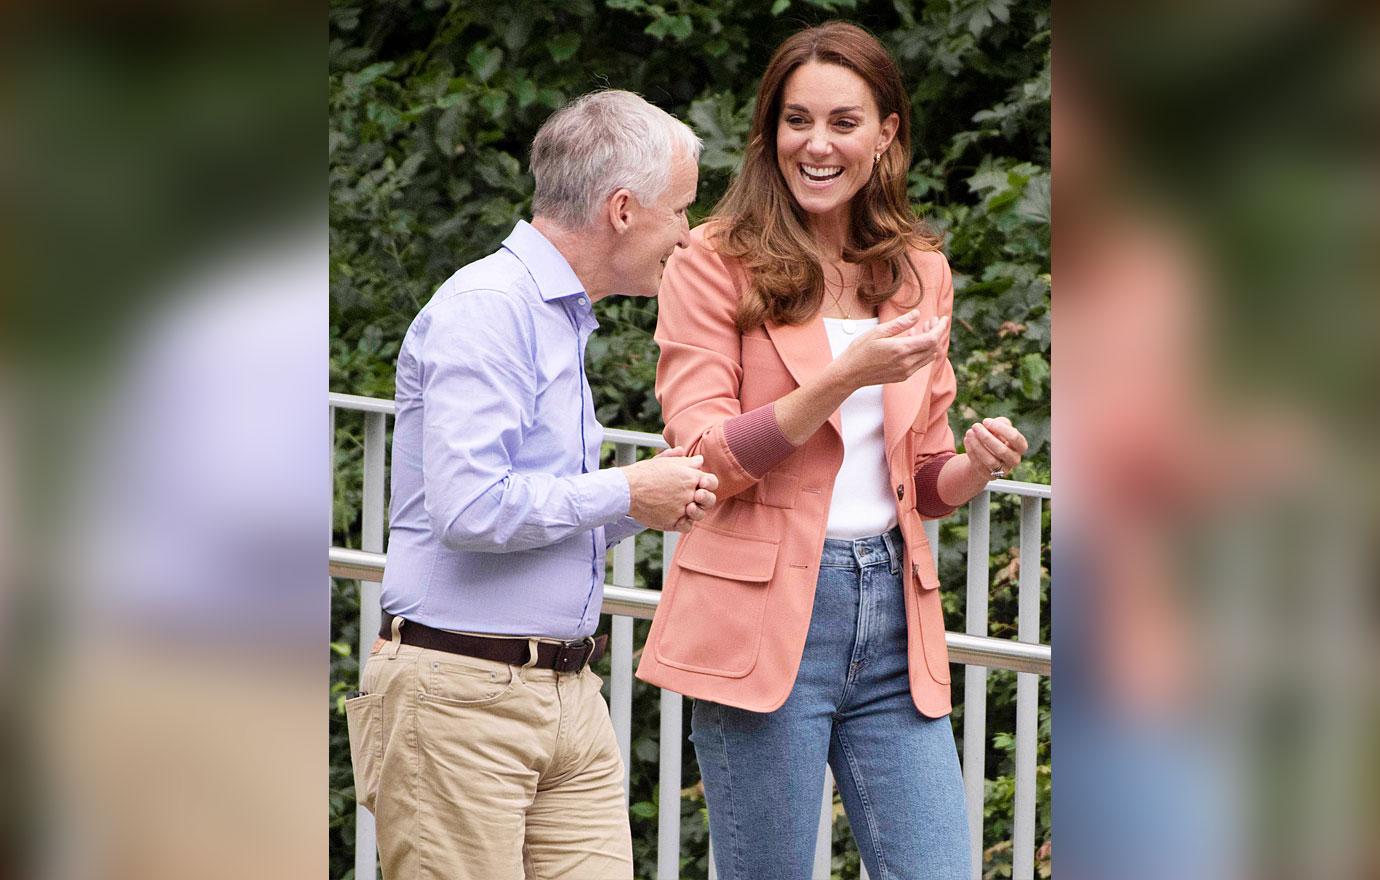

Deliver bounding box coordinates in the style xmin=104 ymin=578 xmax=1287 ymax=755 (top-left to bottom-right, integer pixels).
xmin=330 ymin=392 xmax=1050 ymax=880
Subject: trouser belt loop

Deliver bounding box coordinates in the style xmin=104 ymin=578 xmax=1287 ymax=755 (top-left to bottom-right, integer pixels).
xmin=881 ymin=527 xmax=901 ymax=574
xmin=388 ymin=614 xmax=404 ymax=659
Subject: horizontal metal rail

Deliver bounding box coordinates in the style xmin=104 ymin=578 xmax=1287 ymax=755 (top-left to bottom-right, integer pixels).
xmin=331 ymin=390 xmax=1052 ymax=879
xmin=331 ymin=391 xmax=1050 ymax=500
xmin=328 ymin=547 xmax=1050 ymax=676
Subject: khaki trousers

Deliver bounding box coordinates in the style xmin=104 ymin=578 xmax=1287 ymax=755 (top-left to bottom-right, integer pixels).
xmin=346 ymin=639 xmax=633 ymax=880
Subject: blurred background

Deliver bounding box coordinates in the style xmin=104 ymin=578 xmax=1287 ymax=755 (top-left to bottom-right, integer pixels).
xmin=1055 ymin=3 xmax=1379 ymax=880
xmin=0 ymin=0 xmax=1373 ymax=878
xmin=0 ymin=2 xmax=325 ymax=879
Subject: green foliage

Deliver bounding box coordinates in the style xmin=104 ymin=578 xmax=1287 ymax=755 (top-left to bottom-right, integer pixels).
xmin=330 ymin=1 xmax=1049 ymax=877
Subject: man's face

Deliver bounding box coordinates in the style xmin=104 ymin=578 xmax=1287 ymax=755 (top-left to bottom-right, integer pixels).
xmin=616 ymin=149 xmax=698 ymax=297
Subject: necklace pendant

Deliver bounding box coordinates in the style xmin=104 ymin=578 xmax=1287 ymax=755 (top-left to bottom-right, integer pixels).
xmin=842 ymin=319 xmax=856 ymax=335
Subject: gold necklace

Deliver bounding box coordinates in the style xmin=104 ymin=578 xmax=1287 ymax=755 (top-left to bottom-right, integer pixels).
xmin=826 ymin=263 xmax=856 ymax=334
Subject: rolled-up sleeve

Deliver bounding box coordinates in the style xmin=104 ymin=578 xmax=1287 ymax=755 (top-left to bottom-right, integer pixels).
xmin=912 ymin=255 xmax=961 ymax=519
xmin=654 ymin=229 xmax=799 ymax=501
xmin=418 ymin=291 xmax=630 ymax=552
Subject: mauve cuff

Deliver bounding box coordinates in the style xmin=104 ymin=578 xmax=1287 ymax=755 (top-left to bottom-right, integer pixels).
xmin=915 ymin=451 xmax=959 ymax=518
xmin=722 ymin=404 xmax=798 ymax=478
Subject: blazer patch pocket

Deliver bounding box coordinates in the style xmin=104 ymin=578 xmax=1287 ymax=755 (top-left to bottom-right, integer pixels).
xmin=655 ymin=526 xmax=779 ymax=679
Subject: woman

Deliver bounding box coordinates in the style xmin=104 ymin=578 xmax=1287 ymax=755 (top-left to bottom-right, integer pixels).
xmin=634 ymin=21 xmax=1029 ymax=879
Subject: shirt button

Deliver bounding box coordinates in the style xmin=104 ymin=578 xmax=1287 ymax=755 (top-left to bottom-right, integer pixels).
xmin=896 ymin=483 xmax=905 ymax=501
xmin=577 ymin=297 xmax=588 ymax=306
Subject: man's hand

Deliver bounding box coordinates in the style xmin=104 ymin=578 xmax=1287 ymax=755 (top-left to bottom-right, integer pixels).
xmin=653 ymin=446 xmax=720 ymax=531
xmin=623 ymin=449 xmax=718 ymax=532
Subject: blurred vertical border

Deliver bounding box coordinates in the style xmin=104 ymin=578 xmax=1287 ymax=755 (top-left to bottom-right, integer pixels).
xmin=1 ymin=2 xmax=326 ymax=879
xmin=1055 ymin=3 xmax=1378 ymax=879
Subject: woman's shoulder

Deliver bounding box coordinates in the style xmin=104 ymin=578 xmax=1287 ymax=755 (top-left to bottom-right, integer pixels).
xmin=688 ymin=219 xmax=734 ymax=258
xmin=663 ymin=221 xmax=744 ymax=301
xmin=672 ymin=222 xmax=747 ymax=282
xmin=902 ymin=240 xmax=953 ymax=288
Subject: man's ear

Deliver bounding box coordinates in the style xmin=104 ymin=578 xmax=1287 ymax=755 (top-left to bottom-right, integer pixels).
xmin=605 ymin=188 xmax=635 ymax=234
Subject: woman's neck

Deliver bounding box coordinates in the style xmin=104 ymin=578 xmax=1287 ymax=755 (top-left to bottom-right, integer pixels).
xmin=805 ymin=208 xmax=850 ymax=262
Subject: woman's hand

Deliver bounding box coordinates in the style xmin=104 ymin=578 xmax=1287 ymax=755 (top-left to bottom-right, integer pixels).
xmin=833 ymin=311 xmax=948 ymax=390
xmin=962 ymin=416 xmax=1028 ymax=479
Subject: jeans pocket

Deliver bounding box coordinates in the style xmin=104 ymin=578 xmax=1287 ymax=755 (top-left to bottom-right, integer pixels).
xmin=344 ymin=692 xmax=384 ymax=813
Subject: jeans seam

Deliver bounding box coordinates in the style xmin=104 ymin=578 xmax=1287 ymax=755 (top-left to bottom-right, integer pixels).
xmin=836 ymin=726 xmax=890 ymax=880
xmin=707 ymin=704 xmax=745 ymax=880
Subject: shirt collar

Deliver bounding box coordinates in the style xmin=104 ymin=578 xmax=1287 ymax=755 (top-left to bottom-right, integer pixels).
xmin=502 ymin=220 xmax=587 ymax=303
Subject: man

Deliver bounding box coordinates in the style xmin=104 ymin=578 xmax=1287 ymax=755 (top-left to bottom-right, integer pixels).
xmin=346 ymin=91 xmax=714 ymax=879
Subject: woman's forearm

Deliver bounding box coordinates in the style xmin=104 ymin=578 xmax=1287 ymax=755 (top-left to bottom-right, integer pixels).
xmin=772 ymin=360 xmax=856 ymax=446
xmin=936 ymin=452 xmax=992 ymax=508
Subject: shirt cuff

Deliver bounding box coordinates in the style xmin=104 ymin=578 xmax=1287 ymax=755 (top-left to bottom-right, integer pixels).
xmin=915 ymin=452 xmax=959 ymax=518
xmin=579 ymin=467 xmax=634 ymax=527
xmin=722 ymin=403 xmax=798 ymax=478
xmin=604 ymin=515 xmax=645 ymax=547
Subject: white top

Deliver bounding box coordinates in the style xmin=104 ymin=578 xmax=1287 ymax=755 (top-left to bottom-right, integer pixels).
xmin=821 ymin=317 xmax=897 ymax=539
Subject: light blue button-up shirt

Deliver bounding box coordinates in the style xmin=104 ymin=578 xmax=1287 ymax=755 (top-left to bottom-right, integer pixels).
xmin=380 ymin=221 xmax=642 ymax=638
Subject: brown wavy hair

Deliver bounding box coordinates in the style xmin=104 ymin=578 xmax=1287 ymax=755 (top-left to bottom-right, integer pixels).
xmin=708 ymin=21 xmax=942 ymax=331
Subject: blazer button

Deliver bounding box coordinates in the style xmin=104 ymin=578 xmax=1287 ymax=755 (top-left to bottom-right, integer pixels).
xmin=896 ymin=483 xmax=905 ymax=501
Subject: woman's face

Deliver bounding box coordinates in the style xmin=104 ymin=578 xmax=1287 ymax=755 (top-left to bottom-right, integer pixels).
xmin=774 ymin=61 xmax=898 ymax=227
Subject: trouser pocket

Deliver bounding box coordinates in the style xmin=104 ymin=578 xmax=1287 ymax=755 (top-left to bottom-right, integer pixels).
xmin=345 ymin=692 xmax=384 ymax=814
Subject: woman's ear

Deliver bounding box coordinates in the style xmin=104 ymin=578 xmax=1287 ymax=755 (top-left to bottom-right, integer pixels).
xmin=877 ymin=112 xmax=900 ymax=156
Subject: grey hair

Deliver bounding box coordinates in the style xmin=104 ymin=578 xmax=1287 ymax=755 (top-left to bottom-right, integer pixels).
xmin=530 ymin=90 xmax=702 ymax=229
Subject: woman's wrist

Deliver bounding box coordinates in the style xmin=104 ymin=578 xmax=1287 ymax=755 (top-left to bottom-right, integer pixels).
xmin=937 ymin=453 xmax=994 ymax=507
xmin=821 ymin=355 xmax=859 ymax=396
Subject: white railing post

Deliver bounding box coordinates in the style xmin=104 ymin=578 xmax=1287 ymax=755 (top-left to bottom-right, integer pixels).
xmin=963 ymin=491 xmax=991 ymax=880
xmin=1013 ymin=496 xmax=1042 ymax=879
xmin=658 ymin=528 xmax=683 ymax=880
xmin=814 ymin=767 xmax=834 ymax=879
xmin=611 ymin=443 xmax=637 ymax=802
xmin=356 ymin=409 xmax=387 ymax=880
xmin=658 ymin=689 xmax=683 ymax=880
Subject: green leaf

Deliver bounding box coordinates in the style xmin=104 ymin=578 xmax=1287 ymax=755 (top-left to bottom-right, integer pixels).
xmin=629 ymin=800 xmax=657 ymax=819
xmin=771 ymin=0 xmax=790 ymax=13
xmin=633 ymin=737 xmax=660 ymax=762
xmin=342 ymin=61 xmax=393 ymax=94
xmin=467 ymin=45 xmax=503 ymax=83
xmin=547 ymin=32 xmax=582 ymax=62
xmin=1018 ymin=353 xmax=1049 ymax=399
xmin=478 ymin=89 xmax=509 ymax=119
xmin=515 ymin=78 xmax=539 ymax=108
xmin=666 ymin=14 xmax=693 ymax=39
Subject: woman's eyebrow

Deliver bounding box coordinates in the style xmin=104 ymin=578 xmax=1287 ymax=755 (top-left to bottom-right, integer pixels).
xmin=782 ymin=102 xmax=863 ymax=115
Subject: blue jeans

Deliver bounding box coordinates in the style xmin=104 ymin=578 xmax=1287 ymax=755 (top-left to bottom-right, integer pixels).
xmin=691 ymin=529 xmax=970 ymax=880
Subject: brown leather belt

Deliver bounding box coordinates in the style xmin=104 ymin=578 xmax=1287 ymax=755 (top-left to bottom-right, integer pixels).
xmin=379 ymin=611 xmax=606 ymax=673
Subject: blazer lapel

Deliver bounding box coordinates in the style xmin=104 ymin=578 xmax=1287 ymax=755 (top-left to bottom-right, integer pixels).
xmin=763 ymin=316 xmax=843 ymax=438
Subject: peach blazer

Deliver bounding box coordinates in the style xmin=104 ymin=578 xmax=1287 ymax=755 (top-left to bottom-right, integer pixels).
xmin=635 ymin=225 xmax=960 ymax=717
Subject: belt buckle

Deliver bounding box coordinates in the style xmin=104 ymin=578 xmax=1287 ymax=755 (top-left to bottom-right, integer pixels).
xmin=552 ymin=637 xmax=595 ymax=673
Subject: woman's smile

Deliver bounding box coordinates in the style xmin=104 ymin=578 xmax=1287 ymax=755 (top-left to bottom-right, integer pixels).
xmin=799 ymin=163 xmax=844 ymax=184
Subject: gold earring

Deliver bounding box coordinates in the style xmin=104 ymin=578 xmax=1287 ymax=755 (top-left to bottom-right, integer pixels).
xmin=874 ymin=152 xmax=881 ymax=164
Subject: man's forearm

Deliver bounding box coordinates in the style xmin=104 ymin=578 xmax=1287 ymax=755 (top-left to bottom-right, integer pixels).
xmin=429 ymin=467 xmax=631 ymax=553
